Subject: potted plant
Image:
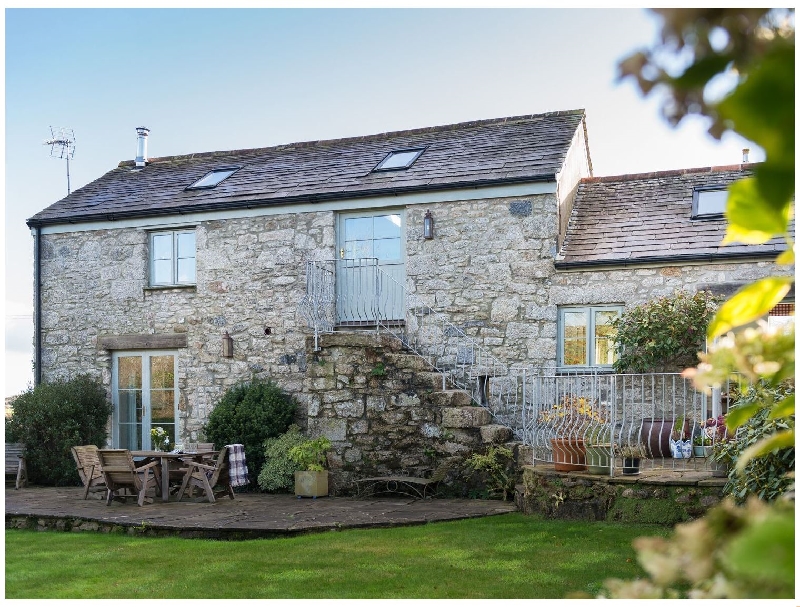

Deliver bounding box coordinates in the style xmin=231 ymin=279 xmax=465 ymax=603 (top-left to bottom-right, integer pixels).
xmin=288 ymin=435 xmax=332 ymax=498
xmin=539 ymin=395 xmax=609 ymax=472
xmin=620 ymin=443 xmax=647 ymax=475
xmin=669 ymin=416 xmax=693 ymax=458
xmin=692 ymin=435 xmax=713 ymax=457
xmin=585 ymin=424 xmax=613 ymax=475
xmin=701 ymin=414 xmax=731 ymax=475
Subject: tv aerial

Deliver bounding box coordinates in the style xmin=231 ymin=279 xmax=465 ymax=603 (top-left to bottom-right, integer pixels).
xmin=44 ymin=126 xmax=76 ymax=195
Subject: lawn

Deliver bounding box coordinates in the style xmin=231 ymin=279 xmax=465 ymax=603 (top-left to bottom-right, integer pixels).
xmin=5 ymin=513 xmax=670 ymax=599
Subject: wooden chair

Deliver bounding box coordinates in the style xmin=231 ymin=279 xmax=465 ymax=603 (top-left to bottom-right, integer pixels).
xmin=176 ymin=446 xmax=235 ymax=503
xmin=5 ymin=443 xmax=28 ymax=489
xmin=97 ymin=449 xmax=161 ymax=506
xmin=71 ymin=445 xmax=107 ymax=499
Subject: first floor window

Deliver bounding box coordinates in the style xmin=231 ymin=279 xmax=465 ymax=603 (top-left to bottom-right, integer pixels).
xmin=150 ymin=229 xmax=196 ymax=286
xmin=558 ymin=305 xmax=622 ymax=369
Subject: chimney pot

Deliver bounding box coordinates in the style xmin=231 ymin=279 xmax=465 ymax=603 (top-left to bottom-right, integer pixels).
xmin=742 ymin=148 xmax=750 ymax=164
xmin=135 ymin=127 xmax=150 ymax=167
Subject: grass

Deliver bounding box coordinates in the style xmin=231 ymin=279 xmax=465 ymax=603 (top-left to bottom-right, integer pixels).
xmin=5 ymin=513 xmax=669 ymax=599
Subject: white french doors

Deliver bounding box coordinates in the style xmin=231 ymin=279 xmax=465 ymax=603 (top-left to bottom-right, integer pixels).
xmin=111 ymin=351 xmax=178 ymax=450
xmin=336 ymin=210 xmax=405 ymax=323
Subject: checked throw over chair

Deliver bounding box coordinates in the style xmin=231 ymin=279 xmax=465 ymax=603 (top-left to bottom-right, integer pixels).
xmin=97 ymin=449 xmax=161 ymax=506
xmin=176 ymin=445 xmax=244 ymax=503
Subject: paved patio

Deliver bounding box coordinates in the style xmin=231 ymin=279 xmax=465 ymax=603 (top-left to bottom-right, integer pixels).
xmin=5 ymin=486 xmax=517 ymax=539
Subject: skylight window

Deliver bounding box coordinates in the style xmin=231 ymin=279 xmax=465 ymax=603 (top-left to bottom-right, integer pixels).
xmin=692 ymin=187 xmax=728 ymax=218
xmin=186 ymin=167 xmax=240 ymax=190
xmin=373 ymin=148 xmax=425 ymax=172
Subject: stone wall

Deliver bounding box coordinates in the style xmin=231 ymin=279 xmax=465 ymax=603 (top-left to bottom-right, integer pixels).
xmin=517 ymin=466 xmax=727 ymax=524
xmin=36 ymin=192 xmax=787 ymax=455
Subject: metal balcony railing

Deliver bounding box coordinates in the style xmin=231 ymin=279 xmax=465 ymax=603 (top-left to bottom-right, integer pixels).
xmin=298 ymin=259 xmax=739 ymax=475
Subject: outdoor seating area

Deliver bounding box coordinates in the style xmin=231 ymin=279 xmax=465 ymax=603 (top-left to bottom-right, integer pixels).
xmin=69 ymin=443 xmax=248 ymax=507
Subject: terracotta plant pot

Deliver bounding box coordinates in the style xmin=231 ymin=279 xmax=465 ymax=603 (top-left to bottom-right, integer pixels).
xmin=550 ymin=438 xmax=587 ymax=472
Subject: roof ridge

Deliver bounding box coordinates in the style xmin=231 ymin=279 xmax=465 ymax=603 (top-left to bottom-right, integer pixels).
xmin=118 ymin=109 xmax=586 ymax=168
xmin=580 ymin=163 xmax=755 ymax=184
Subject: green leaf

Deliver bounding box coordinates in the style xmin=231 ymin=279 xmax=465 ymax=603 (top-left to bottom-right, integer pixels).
xmin=768 ymin=394 xmax=794 ymax=420
xmin=725 ymin=401 xmax=761 ymax=431
xmin=707 ymin=277 xmax=793 ymax=338
xmin=775 ymin=248 xmax=795 ymax=265
xmin=671 ymin=53 xmax=732 ymax=89
xmin=723 ymin=507 xmax=795 ymax=596
xmin=722 ymin=178 xmax=789 ymax=244
xmin=734 ymin=430 xmax=795 ymax=472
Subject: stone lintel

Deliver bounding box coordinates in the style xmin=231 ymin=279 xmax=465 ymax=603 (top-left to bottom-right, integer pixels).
xmin=98 ymin=333 xmax=188 ymax=351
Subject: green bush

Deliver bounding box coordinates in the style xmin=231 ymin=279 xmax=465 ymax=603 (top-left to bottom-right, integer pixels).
xmin=5 ymin=375 xmax=111 ymax=486
xmin=715 ymin=382 xmax=795 ymax=504
xmin=611 ymin=290 xmax=721 ymax=372
xmin=257 ymin=425 xmax=306 ymax=492
xmin=203 ymin=378 xmax=297 ymax=487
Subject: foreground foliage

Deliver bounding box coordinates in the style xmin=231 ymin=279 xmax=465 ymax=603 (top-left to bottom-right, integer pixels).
xmin=606 ymin=7 xmax=795 ymax=599
xmin=4 ymin=515 xmax=668 ymax=599
xmin=5 ymin=375 xmax=111 ymax=486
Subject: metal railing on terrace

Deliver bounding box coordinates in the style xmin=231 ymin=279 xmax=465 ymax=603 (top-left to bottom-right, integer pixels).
xmin=298 ymin=259 xmax=737 ymax=476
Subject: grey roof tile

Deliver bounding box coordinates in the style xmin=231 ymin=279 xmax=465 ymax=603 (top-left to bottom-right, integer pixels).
xmin=558 ymin=166 xmax=789 ymax=266
xmin=28 ymin=110 xmax=586 ymax=226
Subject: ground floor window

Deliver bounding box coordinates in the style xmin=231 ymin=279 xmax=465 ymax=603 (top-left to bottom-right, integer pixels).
xmin=111 ymin=351 xmax=177 ymax=450
xmin=557 ymin=305 xmax=622 ymax=370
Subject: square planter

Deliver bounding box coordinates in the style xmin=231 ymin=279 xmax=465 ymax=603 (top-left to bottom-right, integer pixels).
xmin=585 ymin=444 xmax=612 ymax=475
xmin=295 ymin=470 xmax=329 ymax=498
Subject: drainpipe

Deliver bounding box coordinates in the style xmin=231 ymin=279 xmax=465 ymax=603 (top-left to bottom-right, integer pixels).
xmin=33 ymin=226 xmax=42 ymax=386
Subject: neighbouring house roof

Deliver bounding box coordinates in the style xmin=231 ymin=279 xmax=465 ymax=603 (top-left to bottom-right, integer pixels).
xmin=27 ymin=109 xmax=588 ymax=227
xmin=556 ymin=165 xmax=790 ymax=269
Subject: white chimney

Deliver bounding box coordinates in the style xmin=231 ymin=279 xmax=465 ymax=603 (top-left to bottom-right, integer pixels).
xmin=135 ymin=127 xmax=150 ymax=167
xmin=742 ymin=148 xmax=750 ymax=164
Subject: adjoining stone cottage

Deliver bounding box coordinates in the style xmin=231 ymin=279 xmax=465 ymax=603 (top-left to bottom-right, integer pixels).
xmin=26 ymin=110 xmax=791 ymax=488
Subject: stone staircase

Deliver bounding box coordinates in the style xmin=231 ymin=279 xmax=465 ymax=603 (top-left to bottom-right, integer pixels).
xmin=303 ymin=332 xmax=524 ymax=492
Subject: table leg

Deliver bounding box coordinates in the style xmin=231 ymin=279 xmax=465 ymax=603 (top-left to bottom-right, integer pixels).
xmin=161 ymin=456 xmax=170 ymax=502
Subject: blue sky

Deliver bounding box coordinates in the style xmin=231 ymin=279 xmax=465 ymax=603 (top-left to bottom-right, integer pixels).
xmin=3 ymin=7 xmax=760 ymax=397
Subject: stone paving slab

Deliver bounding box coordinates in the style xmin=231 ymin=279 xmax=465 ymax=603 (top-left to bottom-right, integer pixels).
xmin=5 ymin=486 xmax=517 ymax=539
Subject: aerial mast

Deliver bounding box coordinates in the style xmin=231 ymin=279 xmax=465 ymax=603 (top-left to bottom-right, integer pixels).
xmin=43 ymin=126 xmax=76 ymax=195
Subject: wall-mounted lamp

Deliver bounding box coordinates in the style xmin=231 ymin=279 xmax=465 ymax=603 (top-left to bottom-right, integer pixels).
xmin=222 ymin=331 xmax=233 ymax=358
xmin=423 ymin=210 xmax=434 ymax=239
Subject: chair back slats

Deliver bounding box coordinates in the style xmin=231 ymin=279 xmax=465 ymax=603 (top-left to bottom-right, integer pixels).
xmin=97 ymin=449 xmax=159 ymax=506
xmin=71 ymin=445 xmax=106 ymax=499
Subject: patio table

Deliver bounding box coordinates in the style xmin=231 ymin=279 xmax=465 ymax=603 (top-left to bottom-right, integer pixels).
xmin=131 ymin=450 xmax=216 ymax=502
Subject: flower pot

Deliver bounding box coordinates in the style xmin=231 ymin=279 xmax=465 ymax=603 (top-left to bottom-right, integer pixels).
xmin=622 ymin=457 xmax=640 ymax=475
xmin=294 ymin=470 xmax=329 ymax=497
xmin=550 ymin=438 xmax=587 ymax=472
xmin=642 ymin=418 xmax=688 ymax=458
xmin=585 ymin=444 xmax=612 ymax=475
xmin=693 ymin=445 xmax=713 ymax=458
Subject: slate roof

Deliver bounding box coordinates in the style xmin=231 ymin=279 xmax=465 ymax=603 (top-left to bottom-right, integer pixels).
xmin=27 ymin=110 xmax=588 ymax=227
xmin=556 ymin=165 xmax=789 ymax=268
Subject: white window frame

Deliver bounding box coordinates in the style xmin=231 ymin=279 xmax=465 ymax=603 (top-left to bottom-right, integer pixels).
xmin=111 ymin=350 xmax=179 ymax=450
xmin=557 ymin=305 xmax=623 ymax=371
xmin=149 ymin=229 xmax=196 ymax=286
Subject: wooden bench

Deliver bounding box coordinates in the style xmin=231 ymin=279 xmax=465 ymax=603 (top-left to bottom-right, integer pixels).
xmin=5 ymin=443 xmax=28 ymax=489
xmin=353 ymin=458 xmax=458 ymax=499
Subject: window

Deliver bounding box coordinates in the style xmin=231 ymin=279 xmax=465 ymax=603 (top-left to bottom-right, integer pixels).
xmin=692 ymin=187 xmax=728 ymax=218
xmin=768 ymin=301 xmax=794 ymax=331
xmin=373 ymin=148 xmax=425 ymax=172
xmin=558 ymin=306 xmax=622 ymax=369
xmin=186 ymin=167 xmax=239 ymax=190
xmin=150 ymin=230 xmax=196 ymax=286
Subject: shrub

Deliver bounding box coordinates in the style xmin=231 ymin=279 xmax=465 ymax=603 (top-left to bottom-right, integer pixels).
xmin=611 ymin=290 xmax=722 ymax=372
xmin=258 ymin=425 xmax=306 ymax=492
xmin=5 ymin=375 xmax=111 ymax=486
xmin=464 ymin=445 xmax=516 ymax=501
xmin=203 ymin=378 xmax=297 ymax=486
xmin=715 ymin=382 xmax=795 ymax=504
